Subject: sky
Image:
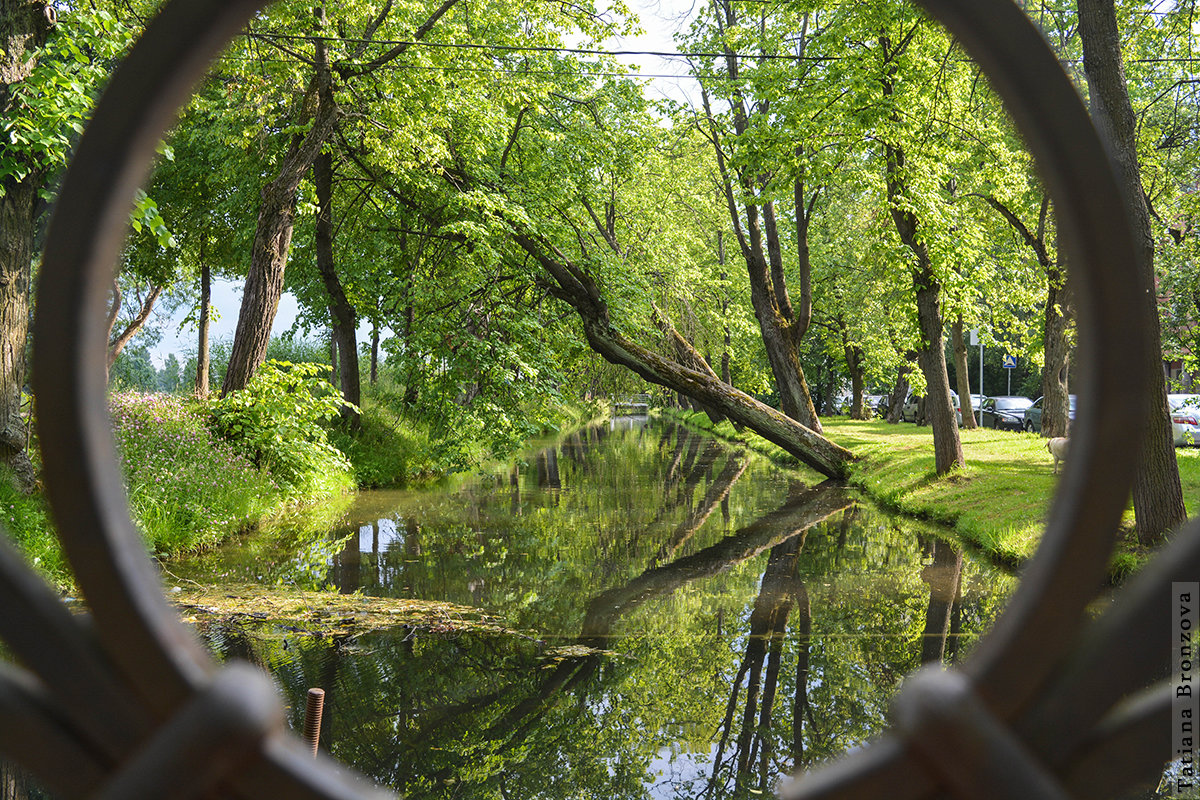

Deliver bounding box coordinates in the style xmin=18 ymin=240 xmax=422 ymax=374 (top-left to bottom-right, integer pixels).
xmin=149 ymin=0 xmax=702 ymax=367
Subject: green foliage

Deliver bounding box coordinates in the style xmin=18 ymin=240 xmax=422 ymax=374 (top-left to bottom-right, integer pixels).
xmin=0 ymin=5 xmax=135 ymax=196
xmin=108 ymin=343 xmax=158 ymax=392
xmin=209 ymin=360 xmax=354 ymax=496
xmin=327 ymin=399 xmax=420 ymax=488
xmin=0 ymin=471 xmax=67 ymax=590
xmin=110 ymin=392 xmax=281 ymax=555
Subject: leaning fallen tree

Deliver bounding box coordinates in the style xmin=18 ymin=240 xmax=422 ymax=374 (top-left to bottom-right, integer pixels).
xmin=512 ymin=232 xmax=855 ymax=479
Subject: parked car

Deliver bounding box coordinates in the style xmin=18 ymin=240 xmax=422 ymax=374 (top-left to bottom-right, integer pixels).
xmin=901 ymin=391 xmax=962 ymax=425
xmin=1169 ymin=394 xmax=1200 ymax=446
xmin=1023 ymin=394 xmax=1077 ymax=434
xmin=980 ymin=395 xmax=1034 ymax=431
xmin=864 ymin=394 xmax=888 ymax=418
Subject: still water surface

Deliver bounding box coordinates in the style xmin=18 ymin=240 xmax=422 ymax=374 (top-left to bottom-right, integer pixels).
xmin=175 ymin=417 xmax=1017 ymax=798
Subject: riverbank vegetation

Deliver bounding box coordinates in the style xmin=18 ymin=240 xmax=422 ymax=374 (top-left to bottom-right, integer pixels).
xmin=668 ymin=407 xmax=1200 ymax=578
xmin=8 ymin=351 xmax=602 ymax=590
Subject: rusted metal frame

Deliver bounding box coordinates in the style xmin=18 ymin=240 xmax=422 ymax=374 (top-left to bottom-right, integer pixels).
xmin=1062 ymin=684 xmax=1174 ymax=798
xmin=9 ymin=0 xmax=1167 ymax=798
xmin=892 ymin=669 xmax=1071 ymax=800
xmin=1019 ymin=517 xmax=1200 ymax=767
xmin=93 ymin=663 xmax=283 ymax=800
xmin=35 ymin=0 xmax=262 ymax=717
xmin=0 ymin=663 xmax=107 ymax=796
xmin=0 ymin=536 xmax=147 ymax=757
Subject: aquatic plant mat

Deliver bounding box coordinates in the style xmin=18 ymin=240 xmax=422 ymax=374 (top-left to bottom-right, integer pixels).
xmin=168 ymin=584 xmax=524 ymax=638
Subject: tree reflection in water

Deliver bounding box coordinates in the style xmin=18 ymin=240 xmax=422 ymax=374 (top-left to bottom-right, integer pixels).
xmin=187 ymin=420 xmax=1015 ymax=799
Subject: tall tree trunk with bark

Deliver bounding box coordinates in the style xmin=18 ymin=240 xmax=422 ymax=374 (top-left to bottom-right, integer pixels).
xmin=701 ymin=8 xmax=821 ymax=431
xmin=837 ymin=316 xmax=868 ymax=419
xmin=195 ymin=258 xmax=211 ymax=397
xmin=222 ymin=44 xmax=338 ymax=395
xmin=976 ymin=193 xmax=1073 ymax=435
xmin=886 ymin=357 xmax=913 ymax=424
xmin=1042 ymin=232 xmax=1072 ymax=437
xmin=1078 ymin=0 xmax=1186 ymax=544
xmin=314 ymin=148 xmax=360 ymax=424
xmin=951 ymin=315 xmax=977 ymax=429
xmin=885 ymin=143 xmax=964 ymax=473
xmin=880 ymin=36 xmax=963 ymax=473
xmin=0 ymin=0 xmax=53 ymax=491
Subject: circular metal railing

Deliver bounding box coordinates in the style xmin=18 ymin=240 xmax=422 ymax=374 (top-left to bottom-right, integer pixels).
xmin=0 ymin=0 xmax=1193 ymax=796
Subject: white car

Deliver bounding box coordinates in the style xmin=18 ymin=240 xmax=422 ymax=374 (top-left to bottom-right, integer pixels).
xmin=901 ymin=391 xmax=963 ymax=425
xmin=1169 ymin=394 xmax=1200 ymax=446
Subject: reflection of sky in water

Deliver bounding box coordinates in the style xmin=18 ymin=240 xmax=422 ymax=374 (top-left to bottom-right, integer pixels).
xmin=358 ymin=517 xmax=402 ymax=553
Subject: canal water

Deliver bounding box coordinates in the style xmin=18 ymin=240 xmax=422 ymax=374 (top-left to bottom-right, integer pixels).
xmin=172 ymin=417 xmax=1018 ymax=798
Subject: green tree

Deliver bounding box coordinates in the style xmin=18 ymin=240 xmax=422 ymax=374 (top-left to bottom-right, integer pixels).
xmin=1 ymin=0 xmax=131 ymax=487
xmin=1077 ymin=0 xmax=1187 ymax=543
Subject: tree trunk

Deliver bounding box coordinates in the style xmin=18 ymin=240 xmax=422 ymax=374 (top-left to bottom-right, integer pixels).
xmin=516 ymin=234 xmax=854 ymax=479
xmin=0 ymin=0 xmax=53 ymax=491
xmin=912 ymin=264 xmax=963 ymax=472
xmin=718 ymin=230 xmax=732 ymax=385
xmin=746 ymin=202 xmax=821 ymax=430
xmin=886 ymin=359 xmax=912 ymax=424
xmin=1078 ymin=0 xmax=1186 ymax=544
xmin=0 ymin=182 xmax=36 ymax=491
xmin=106 ymin=284 xmax=162 ymax=369
xmin=314 ymin=148 xmax=361 ymax=424
xmin=1041 ymin=235 xmax=1072 ymax=437
xmin=222 ymin=51 xmax=338 ymax=395
xmin=701 ymin=58 xmax=820 ymax=431
xmin=886 ymin=153 xmax=964 ymax=472
xmin=837 ymin=316 xmax=868 ymax=419
xmin=880 ymin=35 xmax=963 ymax=473
xmin=195 ymin=259 xmax=211 ymax=398
xmin=370 ymin=324 xmax=379 ymax=385
xmin=951 ymin=315 xmax=977 ymax=429
xmin=657 ymin=307 xmax=725 ymax=424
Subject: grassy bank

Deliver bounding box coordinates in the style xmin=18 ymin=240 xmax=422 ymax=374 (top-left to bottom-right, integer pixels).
xmin=665 ymin=409 xmax=1200 ymax=575
xmin=5 ymin=375 xmax=606 ymax=591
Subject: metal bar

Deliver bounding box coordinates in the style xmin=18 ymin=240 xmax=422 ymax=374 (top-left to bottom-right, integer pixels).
xmin=34 ymin=0 xmax=268 ymax=718
xmin=303 ymin=688 xmax=325 ymax=757
xmin=1020 ymin=517 xmax=1200 ymax=766
xmin=0 ymin=534 xmax=148 ymax=757
xmin=0 ymin=664 xmax=108 ymax=797
xmin=93 ymin=663 xmax=283 ymax=800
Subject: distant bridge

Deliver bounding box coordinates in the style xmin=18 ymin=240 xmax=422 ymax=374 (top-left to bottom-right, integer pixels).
xmin=611 ymin=393 xmax=651 ymax=415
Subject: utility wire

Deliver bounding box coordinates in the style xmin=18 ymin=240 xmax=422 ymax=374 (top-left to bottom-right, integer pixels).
xmin=241 ymin=29 xmax=1200 ymax=67
xmin=244 ymin=29 xmax=834 ymax=62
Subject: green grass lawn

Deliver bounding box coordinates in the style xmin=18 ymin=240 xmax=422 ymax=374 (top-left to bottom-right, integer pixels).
xmin=827 ymin=418 xmax=1200 ymax=573
xmin=668 ymin=409 xmax=1200 ymax=576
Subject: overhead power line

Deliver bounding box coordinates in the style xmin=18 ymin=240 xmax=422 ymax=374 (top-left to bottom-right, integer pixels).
xmin=243 ymin=29 xmax=1200 ymax=67
xmin=245 ymin=29 xmax=828 ymax=62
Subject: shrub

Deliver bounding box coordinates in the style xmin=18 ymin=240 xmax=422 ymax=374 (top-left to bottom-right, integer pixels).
xmin=209 ymin=360 xmax=354 ymax=497
xmin=110 ymin=391 xmax=280 ymax=554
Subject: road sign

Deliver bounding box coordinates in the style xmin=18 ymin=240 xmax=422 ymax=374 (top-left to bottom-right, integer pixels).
xmin=1002 ymin=354 xmax=1017 ymax=369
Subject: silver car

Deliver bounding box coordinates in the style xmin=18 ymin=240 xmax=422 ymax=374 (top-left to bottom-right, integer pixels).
xmin=901 ymin=391 xmax=962 ymax=425
xmin=1169 ymin=394 xmax=1200 ymax=446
